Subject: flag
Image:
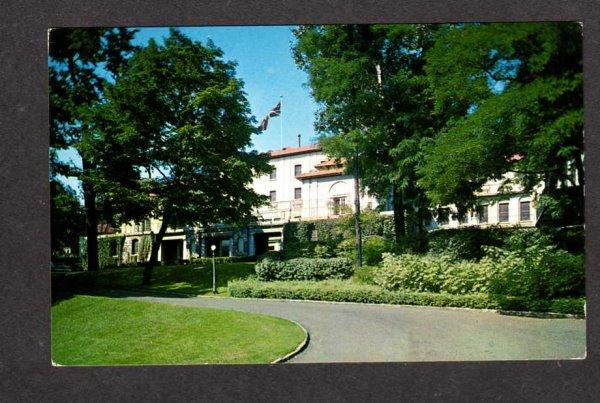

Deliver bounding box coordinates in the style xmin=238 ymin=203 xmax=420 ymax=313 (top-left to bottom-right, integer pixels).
xmin=258 ymin=101 xmax=281 ymax=131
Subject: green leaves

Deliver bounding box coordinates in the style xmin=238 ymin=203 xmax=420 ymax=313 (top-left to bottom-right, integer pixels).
xmin=101 ymin=30 xmax=271 ymax=228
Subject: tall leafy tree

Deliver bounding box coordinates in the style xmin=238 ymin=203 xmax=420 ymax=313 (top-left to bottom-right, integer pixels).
xmin=419 ymin=22 xmax=583 ymax=224
xmin=49 ymin=28 xmax=138 ymax=271
xmin=293 ymin=24 xmax=438 ymax=252
xmin=100 ymin=30 xmax=271 ymax=284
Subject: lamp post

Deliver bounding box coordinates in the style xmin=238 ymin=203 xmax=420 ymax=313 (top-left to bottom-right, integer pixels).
xmin=210 ymin=244 xmax=217 ymax=293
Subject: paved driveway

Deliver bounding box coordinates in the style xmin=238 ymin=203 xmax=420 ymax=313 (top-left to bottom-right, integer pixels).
xmin=102 ymin=290 xmax=586 ymax=362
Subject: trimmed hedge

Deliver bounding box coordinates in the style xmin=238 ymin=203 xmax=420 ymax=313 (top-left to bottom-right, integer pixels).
xmin=228 ymin=279 xmax=585 ymax=315
xmin=255 ymin=257 xmax=353 ymax=281
xmin=190 ymin=255 xmax=257 ymax=265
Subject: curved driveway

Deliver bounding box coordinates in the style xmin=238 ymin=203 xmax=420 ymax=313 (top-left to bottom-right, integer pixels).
xmin=103 ymin=290 xmax=585 ymax=362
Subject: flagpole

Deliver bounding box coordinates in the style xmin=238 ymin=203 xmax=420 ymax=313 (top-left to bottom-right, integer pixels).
xmin=280 ymin=95 xmax=283 ymax=149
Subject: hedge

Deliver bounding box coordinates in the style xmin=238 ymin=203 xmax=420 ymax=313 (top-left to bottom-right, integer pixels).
xmin=228 ymin=279 xmax=585 ymax=315
xmin=190 ymin=255 xmax=257 ymax=265
xmin=255 ymin=257 xmax=353 ymax=281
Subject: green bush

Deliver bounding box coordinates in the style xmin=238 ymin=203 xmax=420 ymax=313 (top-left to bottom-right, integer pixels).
xmin=482 ymin=245 xmax=584 ymax=299
xmin=335 ymin=238 xmax=356 ymax=260
xmin=255 ymin=257 xmax=353 ymax=281
xmin=228 ymin=279 xmax=585 ymax=315
xmin=362 ymin=235 xmax=391 ymax=265
xmin=313 ymin=244 xmax=334 ymax=258
xmin=375 ymin=246 xmax=584 ymax=300
xmin=352 ymin=265 xmax=377 ymax=285
xmin=374 ymin=253 xmax=449 ymax=293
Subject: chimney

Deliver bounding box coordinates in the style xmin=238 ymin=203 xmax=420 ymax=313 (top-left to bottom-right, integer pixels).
xmin=298 ymin=133 xmax=301 ymax=147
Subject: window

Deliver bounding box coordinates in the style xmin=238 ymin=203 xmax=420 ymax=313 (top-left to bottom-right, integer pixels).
xmin=294 ymin=164 xmax=302 ymax=176
xmin=269 ymin=167 xmax=277 ymax=180
xmin=131 ymin=239 xmax=139 ymax=255
xmin=110 ymin=239 xmax=118 ymax=257
xmin=141 ymin=219 xmax=151 ymax=232
xmin=458 ymin=212 xmax=468 ymax=224
xmin=520 ymin=201 xmax=531 ymax=221
xmin=498 ymin=202 xmax=509 ymax=222
xmin=479 ymin=205 xmax=488 ymax=223
xmin=294 ymin=187 xmax=302 ymax=200
xmin=269 ymin=191 xmax=277 ymax=202
xmin=437 ymin=208 xmax=450 ymax=225
xmin=331 ymin=196 xmax=346 ymax=215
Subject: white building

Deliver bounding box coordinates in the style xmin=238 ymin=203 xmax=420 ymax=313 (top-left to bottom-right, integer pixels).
xmin=107 ymin=143 xmax=538 ymax=264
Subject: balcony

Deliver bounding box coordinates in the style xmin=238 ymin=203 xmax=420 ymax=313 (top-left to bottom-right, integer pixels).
xmin=256 ymin=200 xmax=303 ymax=224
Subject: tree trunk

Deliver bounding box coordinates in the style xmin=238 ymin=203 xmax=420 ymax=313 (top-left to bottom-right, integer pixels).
xmin=353 ymin=153 xmax=362 ymax=268
xmin=143 ymin=209 xmax=170 ymax=285
xmin=392 ymin=184 xmax=406 ymax=245
xmin=81 ymin=158 xmax=99 ymax=272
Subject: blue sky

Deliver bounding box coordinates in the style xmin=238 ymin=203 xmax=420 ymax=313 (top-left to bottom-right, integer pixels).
xmin=57 ymin=26 xmax=319 ymax=195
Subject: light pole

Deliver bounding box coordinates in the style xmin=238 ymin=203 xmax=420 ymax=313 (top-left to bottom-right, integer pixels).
xmin=210 ymin=244 xmax=217 ymax=294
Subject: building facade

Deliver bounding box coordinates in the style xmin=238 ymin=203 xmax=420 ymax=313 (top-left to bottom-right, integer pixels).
xmin=104 ymin=143 xmax=538 ymax=264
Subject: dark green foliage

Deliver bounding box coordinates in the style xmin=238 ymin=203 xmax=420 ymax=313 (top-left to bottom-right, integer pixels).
xmin=293 ymin=25 xmax=439 ymax=240
xmin=281 ymin=212 xmax=395 ymax=259
xmin=483 ymin=244 xmax=584 ymax=300
xmin=80 ymin=236 xmax=125 ymax=270
xmin=255 ymin=257 xmax=353 ymax=281
xmin=428 ymin=226 xmax=507 ymax=260
xmin=228 ymin=279 xmax=584 ymax=315
xmin=99 ymin=30 xmax=272 ymax=283
xmin=420 ymin=22 xmax=583 ymax=222
xmin=49 ymin=28 xmax=139 ymax=272
xmin=51 ymin=180 xmax=85 ymax=257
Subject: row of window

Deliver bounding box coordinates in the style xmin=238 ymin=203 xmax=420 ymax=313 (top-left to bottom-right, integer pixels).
xmin=440 ymin=200 xmax=531 ymax=225
xmin=269 ymin=187 xmax=303 ymax=202
xmin=269 ymin=164 xmax=303 ymax=180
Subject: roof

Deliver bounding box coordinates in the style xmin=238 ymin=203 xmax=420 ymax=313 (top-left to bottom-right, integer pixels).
xmin=295 ymin=167 xmax=346 ymax=180
xmin=314 ymin=159 xmax=344 ymax=168
xmin=268 ymin=143 xmax=321 ymax=159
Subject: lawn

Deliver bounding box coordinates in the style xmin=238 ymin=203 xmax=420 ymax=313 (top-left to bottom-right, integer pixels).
xmin=52 ymin=295 xmax=306 ymax=365
xmin=95 ymin=262 xmax=256 ymax=296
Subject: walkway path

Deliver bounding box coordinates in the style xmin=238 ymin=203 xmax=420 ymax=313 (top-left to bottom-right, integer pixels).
xmin=102 ymin=290 xmax=586 ymax=362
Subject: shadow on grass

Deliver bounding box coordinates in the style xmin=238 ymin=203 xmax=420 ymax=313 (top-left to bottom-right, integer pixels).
xmin=52 ymin=262 xmax=257 ymax=305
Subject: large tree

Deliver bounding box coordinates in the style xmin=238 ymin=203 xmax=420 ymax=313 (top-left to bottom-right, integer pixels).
xmin=49 ymin=28 xmax=138 ymax=271
xmin=100 ymin=30 xmax=271 ymax=284
xmin=419 ymin=22 xmax=583 ymax=224
xmin=292 ymin=24 xmax=438 ymax=253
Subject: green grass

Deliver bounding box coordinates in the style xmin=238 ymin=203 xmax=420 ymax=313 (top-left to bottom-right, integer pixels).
xmin=52 ymin=295 xmax=306 ymax=365
xmin=95 ymin=262 xmax=256 ymax=296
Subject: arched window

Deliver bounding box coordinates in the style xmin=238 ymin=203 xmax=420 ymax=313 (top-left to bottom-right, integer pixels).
xmin=132 ymin=239 xmax=139 ymax=255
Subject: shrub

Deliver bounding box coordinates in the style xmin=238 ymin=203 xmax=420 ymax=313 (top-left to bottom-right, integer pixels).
xmin=374 ymin=246 xmax=584 ymax=300
xmin=228 ymin=279 xmax=585 ymax=315
xmin=313 ymin=244 xmax=334 ymax=258
xmin=362 ymin=235 xmax=391 ymax=265
xmin=352 ymin=265 xmax=377 ymax=285
xmin=335 ymin=238 xmax=356 ymax=260
xmin=482 ymin=245 xmax=584 ymax=299
xmin=255 ymin=257 xmax=353 ymax=281
xmin=374 ymin=253 xmax=449 ymax=293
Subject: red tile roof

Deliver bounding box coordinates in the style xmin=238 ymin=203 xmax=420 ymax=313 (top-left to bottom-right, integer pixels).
xmin=295 ymin=167 xmax=346 ymax=180
xmin=315 ymin=159 xmax=344 ymax=168
xmin=269 ymin=143 xmax=321 ymax=158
